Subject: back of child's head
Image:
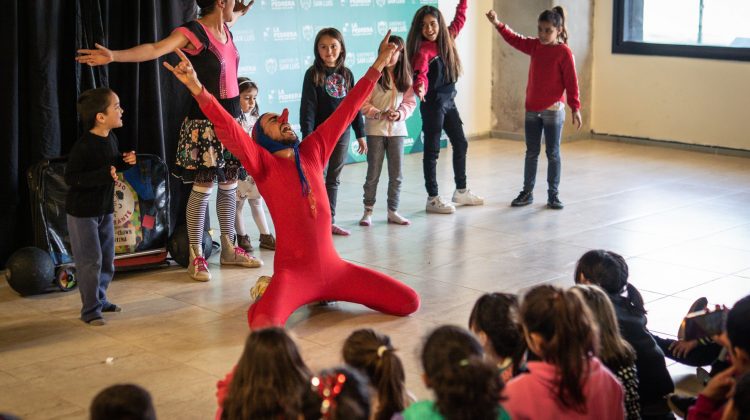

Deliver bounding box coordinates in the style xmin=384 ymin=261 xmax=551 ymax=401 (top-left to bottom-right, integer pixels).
xmin=468 ymin=293 xmax=525 ymax=370
xmin=311 ymin=28 xmax=349 ymax=86
xmin=222 ymin=327 xmax=312 ymax=420
xmin=90 ymin=383 xmax=155 ymax=420
xmin=406 ymin=5 xmax=462 ymax=83
xmin=728 ymin=295 xmax=750 ymax=356
xmin=78 ymin=87 xmax=114 ymax=131
xmin=729 ymin=371 xmax=750 ymax=420
xmin=342 ymin=329 xmax=405 ymax=420
xmin=570 ymin=284 xmax=636 ymax=368
xmin=574 ymin=249 xmax=646 ymax=316
xmin=521 ymin=284 xmax=598 ymax=414
xmin=421 ymin=325 xmax=503 ymax=420
xmin=378 ymin=35 xmax=412 ymax=93
xmin=304 ymin=366 xmax=371 ymax=420
xmin=538 ymin=6 xmax=569 ymax=44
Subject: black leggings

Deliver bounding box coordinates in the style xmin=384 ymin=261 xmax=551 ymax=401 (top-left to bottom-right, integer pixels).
xmin=421 ymin=103 xmax=467 ymax=197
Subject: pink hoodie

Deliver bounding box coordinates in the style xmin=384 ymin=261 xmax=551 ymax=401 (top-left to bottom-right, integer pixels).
xmin=503 ymin=357 xmax=625 ymax=420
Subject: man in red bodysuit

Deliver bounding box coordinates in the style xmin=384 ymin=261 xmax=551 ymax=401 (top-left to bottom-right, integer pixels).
xmin=164 ymin=32 xmax=420 ymax=329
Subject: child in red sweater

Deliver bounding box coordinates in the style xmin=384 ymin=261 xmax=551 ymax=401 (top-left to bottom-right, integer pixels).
xmin=487 ymin=6 xmax=582 ymax=210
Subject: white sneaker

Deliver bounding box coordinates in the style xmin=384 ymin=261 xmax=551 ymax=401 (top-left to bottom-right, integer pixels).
xmin=387 ymin=210 xmax=411 ymax=225
xmin=359 ymin=208 xmax=373 ymax=226
xmin=452 ymin=189 xmax=484 ymax=206
xmin=426 ymin=196 xmax=456 ymax=214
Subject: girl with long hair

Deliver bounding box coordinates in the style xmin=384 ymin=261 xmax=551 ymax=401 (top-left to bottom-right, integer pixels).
xmin=216 ymin=327 xmax=312 ymax=420
xmin=572 ymin=284 xmax=641 ymax=419
xmin=406 ymin=1 xmax=484 ymax=215
xmin=359 ymin=35 xmax=416 ymax=227
xmin=300 ymin=27 xmax=366 ymax=236
xmin=504 ymin=285 xmax=624 ymax=419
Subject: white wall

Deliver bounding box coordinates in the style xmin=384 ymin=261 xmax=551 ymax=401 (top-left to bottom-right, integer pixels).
xmin=592 ymin=1 xmax=750 ymax=150
xmin=440 ymin=0 xmax=494 ymax=138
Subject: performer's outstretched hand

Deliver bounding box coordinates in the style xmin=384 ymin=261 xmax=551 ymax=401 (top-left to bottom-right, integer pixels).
xmin=163 ymin=48 xmax=203 ymax=96
xmin=76 ymin=43 xmax=114 ymax=66
xmin=372 ymin=30 xmax=401 ymax=72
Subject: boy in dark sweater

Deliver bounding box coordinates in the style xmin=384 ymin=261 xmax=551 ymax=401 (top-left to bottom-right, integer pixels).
xmin=65 ymin=88 xmax=136 ymax=325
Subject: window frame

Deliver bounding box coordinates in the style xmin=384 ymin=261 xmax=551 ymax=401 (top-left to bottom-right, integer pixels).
xmin=612 ymin=0 xmax=750 ymax=62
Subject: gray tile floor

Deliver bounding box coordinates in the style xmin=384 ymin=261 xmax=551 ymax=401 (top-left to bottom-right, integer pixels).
xmin=1 ymin=138 xmax=749 ymax=419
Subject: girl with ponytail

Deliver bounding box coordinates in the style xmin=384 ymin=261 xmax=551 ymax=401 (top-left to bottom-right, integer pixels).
xmin=504 ymin=284 xmax=624 ymax=419
xmin=342 ymin=329 xmax=414 ymax=420
xmin=486 ymin=5 xmax=581 ymax=210
xmin=575 ymin=249 xmax=676 ymax=417
xmin=399 ymin=325 xmax=509 ymax=420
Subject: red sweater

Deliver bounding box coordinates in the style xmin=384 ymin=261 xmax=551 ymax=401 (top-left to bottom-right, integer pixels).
xmin=411 ymin=0 xmax=467 ymax=94
xmin=495 ymin=22 xmax=581 ymax=112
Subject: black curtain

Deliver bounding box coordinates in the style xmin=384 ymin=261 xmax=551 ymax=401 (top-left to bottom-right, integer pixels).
xmin=1 ymin=0 xmax=196 ymax=265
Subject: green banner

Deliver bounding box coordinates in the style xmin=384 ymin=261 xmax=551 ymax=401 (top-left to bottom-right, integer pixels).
xmin=231 ymin=0 xmax=444 ymax=164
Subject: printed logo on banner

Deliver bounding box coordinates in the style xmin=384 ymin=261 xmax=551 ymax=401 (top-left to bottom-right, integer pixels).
xmin=276 ymin=90 xmax=303 ymax=103
xmin=262 ymin=0 xmax=296 ymax=10
xmin=300 ymin=0 xmax=312 ymax=9
xmin=265 ymin=58 xmax=278 ymax=74
xmin=279 ymin=57 xmax=301 ymax=71
xmin=312 ymin=0 xmax=334 ymax=6
xmin=376 ymin=0 xmax=385 ymax=6
xmin=303 ymin=55 xmax=315 ymax=67
xmin=377 ymin=21 xmax=388 ymax=36
xmin=233 ymin=30 xmax=256 ymax=43
xmin=349 ymin=0 xmax=372 ymax=6
xmin=302 ymin=25 xmax=315 ymax=41
xmin=355 ymin=52 xmax=377 ymax=64
xmin=377 ymin=21 xmax=407 ymax=36
xmin=343 ymin=23 xmax=374 ymax=37
xmin=264 ymin=27 xmax=299 ymax=42
xmin=238 ymin=65 xmax=258 ymax=76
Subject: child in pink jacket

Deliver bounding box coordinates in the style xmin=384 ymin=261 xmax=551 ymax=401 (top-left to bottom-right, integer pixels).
xmin=503 ymin=285 xmax=625 ymax=419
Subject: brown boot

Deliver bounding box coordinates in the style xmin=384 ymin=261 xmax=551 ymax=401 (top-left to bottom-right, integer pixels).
xmin=259 ymin=234 xmax=276 ymax=250
xmin=236 ymin=234 xmax=253 ymax=252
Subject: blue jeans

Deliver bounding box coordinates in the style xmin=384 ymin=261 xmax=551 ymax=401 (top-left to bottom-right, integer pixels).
xmin=523 ymin=109 xmax=565 ymax=196
xmin=363 ymin=136 xmax=404 ymax=211
xmin=67 ymin=213 xmax=115 ymax=322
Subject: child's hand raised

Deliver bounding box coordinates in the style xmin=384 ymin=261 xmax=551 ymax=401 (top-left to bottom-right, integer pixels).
xmin=122 ymin=151 xmax=137 ymax=165
xmin=486 ymin=10 xmax=500 ymax=26
xmin=163 ymin=49 xmax=203 ymax=96
xmin=110 ymin=166 xmax=118 ymax=181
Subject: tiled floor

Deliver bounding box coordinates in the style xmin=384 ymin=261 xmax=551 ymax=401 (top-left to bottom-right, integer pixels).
xmin=1 ymin=138 xmax=749 ymax=419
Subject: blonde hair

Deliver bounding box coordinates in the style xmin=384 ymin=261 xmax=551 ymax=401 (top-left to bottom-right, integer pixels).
xmin=570 ymin=284 xmax=635 ymax=368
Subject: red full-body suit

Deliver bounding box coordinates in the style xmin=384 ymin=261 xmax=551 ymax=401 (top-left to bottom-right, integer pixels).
xmin=193 ymin=67 xmax=420 ymax=329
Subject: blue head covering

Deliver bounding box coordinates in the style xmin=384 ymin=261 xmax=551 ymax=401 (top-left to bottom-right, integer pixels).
xmin=252 ymin=111 xmax=311 ymax=196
